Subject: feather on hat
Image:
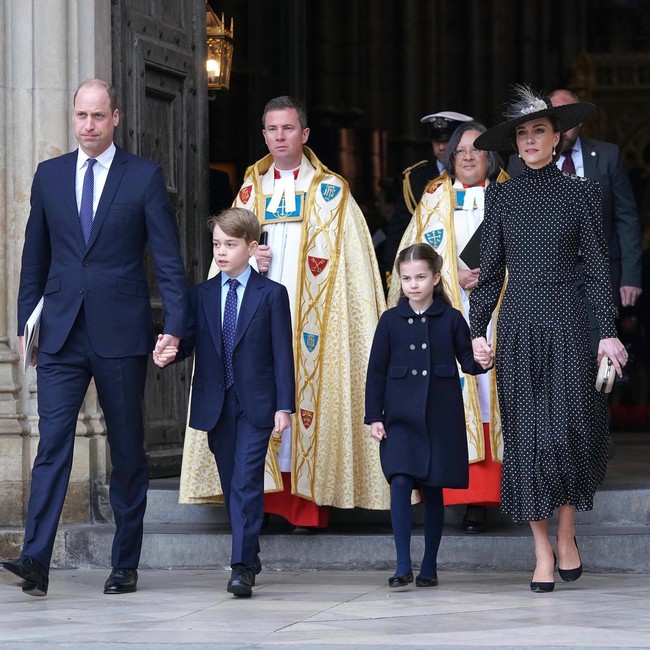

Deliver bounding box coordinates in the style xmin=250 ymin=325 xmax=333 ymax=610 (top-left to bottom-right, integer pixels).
xmin=474 ymin=85 xmax=595 ymax=152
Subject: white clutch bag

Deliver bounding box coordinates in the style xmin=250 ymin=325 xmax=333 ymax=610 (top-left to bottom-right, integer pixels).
xmin=595 ymin=355 xmax=615 ymax=394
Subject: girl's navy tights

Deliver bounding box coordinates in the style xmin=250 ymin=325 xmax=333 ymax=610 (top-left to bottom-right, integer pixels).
xmin=390 ymin=474 xmax=444 ymax=578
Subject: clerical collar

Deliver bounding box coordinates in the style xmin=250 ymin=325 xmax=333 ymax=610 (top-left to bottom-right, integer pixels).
xmin=268 ymin=165 xmax=300 ymax=214
xmin=274 ymin=166 xmax=300 ymax=180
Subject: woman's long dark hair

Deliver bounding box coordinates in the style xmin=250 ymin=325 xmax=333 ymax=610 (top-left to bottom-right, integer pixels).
xmin=396 ymin=243 xmax=451 ymax=306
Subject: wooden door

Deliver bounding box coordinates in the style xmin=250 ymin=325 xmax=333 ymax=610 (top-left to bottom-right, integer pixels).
xmin=112 ymin=0 xmax=209 ymax=476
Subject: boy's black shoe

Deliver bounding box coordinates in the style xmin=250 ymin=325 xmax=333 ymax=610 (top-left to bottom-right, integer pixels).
xmin=227 ymin=565 xmax=253 ymax=597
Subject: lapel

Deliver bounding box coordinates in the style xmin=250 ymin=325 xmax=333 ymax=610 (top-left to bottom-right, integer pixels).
xmin=234 ymin=269 xmax=265 ymax=348
xmin=61 ymin=151 xmax=87 ymax=254
xmin=580 ymin=137 xmax=597 ymax=179
xmin=201 ymin=277 xmax=223 ymax=359
xmin=86 ymin=146 xmax=128 ymax=252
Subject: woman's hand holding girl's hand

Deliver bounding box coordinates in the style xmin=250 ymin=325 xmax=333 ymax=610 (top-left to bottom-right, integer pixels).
xmin=370 ymin=422 xmax=387 ymax=441
xmin=472 ymin=336 xmax=494 ymax=369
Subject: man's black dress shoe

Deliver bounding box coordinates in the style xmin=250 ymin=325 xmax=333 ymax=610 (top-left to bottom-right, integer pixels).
xmin=103 ymin=568 xmax=138 ymax=594
xmin=227 ymin=565 xmax=253 ymax=598
xmin=558 ymin=537 xmax=582 ymax=583
xmin=461 ymin=505 xmax=487 ymax=534
xmin=415 ymin=575 xmax=439 ymax=587
xmin=0 ymin=556 xmax=49 ymax=597
xmin=388 ymin=570 xmax=413 ymax=588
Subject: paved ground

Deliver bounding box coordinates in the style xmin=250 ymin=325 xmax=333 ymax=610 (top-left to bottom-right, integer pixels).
xmin=1 ymin=569 xmax=648 ymax=649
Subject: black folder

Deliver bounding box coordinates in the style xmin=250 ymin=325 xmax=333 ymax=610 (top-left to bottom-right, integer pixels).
xmin=459 ymin=222 xmax=483 ymax=269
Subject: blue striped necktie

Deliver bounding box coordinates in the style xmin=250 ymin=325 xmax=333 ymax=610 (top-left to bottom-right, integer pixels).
xmin=79 ymin=159 xmax=97 ymax=244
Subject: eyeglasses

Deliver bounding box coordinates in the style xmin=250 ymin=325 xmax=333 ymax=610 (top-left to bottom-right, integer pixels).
xmin=452 ymin=148 xmax=484 ymax=158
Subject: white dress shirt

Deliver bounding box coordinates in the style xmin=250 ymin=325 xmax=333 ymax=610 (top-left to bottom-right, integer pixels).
xmin=75 ymin=143 xmax=117 ymax=216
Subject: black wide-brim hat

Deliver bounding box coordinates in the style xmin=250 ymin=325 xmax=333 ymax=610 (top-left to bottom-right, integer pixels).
xmin=474 ymin=85 xmax=595 ymax=152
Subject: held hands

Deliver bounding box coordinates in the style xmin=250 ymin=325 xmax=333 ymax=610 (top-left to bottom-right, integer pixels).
xmin=370 ymin=421 xmax=387 ymax=441
xmin=458 ymin=267 xmax=480 ymax=291
xmin=598 ymin=337 xmax=628 ymax=378
xmin=254 ymin=245 xmax=273 ymax=274
xmin=472 ymin=336 xmax=494 ymax=370
xmin=152 ymin=333 xmax=179 ymax=368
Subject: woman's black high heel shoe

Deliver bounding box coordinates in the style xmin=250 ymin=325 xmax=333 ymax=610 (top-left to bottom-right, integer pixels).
xmin=530 ymin=552 xmax=556 ymax=593
xmin=389 ymin=570 xmax=413 ymax=588
xmin=558 ymin=537 xmax=583 ymax=582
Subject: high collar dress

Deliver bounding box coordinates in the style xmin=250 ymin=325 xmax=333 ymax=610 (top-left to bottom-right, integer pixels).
xmin=469 ymin=162 xmax=617 ymax=523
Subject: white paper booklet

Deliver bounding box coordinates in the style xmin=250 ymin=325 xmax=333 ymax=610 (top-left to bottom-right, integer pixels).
xmin=23 ymin=296 xmax=44 ymax=372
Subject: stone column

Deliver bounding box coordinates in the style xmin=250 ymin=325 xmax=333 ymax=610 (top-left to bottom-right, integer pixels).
xmin=0 ymin=0 xmax=112 ymax=554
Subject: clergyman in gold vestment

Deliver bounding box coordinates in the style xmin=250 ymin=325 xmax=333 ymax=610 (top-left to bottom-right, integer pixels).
xmin=180 ymin=96 xmax=389 ymax=516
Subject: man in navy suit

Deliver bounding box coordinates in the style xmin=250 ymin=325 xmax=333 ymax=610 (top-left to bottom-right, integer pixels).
xmin=0 ymin=79 xmax=188 ymax=597
xmin=154 ymin=207 xmax=295 ymax=598
xmin=507 ymin=89 xmax=643 ymax=314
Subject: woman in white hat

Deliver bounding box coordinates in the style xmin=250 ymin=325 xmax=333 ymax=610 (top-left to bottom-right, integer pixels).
xmin=469 ymin=86 xmax=628 ymax=593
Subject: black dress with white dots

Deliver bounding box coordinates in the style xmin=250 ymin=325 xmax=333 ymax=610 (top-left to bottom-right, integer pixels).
xmin=469 ymin=162 xmax=617 ymax=523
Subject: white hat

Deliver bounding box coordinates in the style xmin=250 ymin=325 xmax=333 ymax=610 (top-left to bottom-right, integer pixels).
xmin=419 ymin=111 xmax=474 ymax=141
xmin=420 ymin=111 xmax=474 ymax=124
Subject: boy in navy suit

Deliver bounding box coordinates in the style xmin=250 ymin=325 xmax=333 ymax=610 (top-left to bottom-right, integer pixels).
xmin=154 ymin=208 xmax=295 ymax=597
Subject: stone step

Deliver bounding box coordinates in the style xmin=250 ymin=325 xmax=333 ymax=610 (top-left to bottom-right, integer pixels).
xmin=57 ymin=522 xmax=650 ymax=573
xmin=2 ymin=483 xmax=646 ymax=575
xmin=144 ymin=480 xmax=650 ymax=528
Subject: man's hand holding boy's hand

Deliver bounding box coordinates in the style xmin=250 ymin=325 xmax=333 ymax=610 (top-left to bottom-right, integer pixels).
xmin=152 ymin=333 xmax=178 ymax=368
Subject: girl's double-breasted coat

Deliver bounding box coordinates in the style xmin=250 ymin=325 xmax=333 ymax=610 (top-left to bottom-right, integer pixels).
xmin=365 ymin=297 xmax=485 ymax=487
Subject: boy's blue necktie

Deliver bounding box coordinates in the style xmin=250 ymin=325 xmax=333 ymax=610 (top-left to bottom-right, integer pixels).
xmin=222 ymin=278 xmax=240 ymax=388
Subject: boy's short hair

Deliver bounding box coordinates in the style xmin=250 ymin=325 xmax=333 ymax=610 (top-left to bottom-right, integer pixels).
xmin=207 ymin=207 xmax=261 ymax=244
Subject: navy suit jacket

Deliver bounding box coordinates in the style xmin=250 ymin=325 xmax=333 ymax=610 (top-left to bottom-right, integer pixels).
xmin=177 ymin=268 xmax=295 ymax=432
xmin=17 ymin=146 xmax=188 ymax=356
xmin=507 ymin=137 xmax=642 ymax=292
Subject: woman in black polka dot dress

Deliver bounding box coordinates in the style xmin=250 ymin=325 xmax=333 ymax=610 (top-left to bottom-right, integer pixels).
xmin=469 ymin=86 xmax=629 ymax=592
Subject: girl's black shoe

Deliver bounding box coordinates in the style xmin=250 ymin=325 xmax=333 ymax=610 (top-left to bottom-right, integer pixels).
xmin=415 ymin=575 xmax=438 ymax=587
xmin=388 ymin=571 xmax=413 ymax=588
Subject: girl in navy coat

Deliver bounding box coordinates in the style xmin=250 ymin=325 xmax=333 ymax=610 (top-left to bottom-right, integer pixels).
xmin=365 ymin=243 xmax=490 ymax=588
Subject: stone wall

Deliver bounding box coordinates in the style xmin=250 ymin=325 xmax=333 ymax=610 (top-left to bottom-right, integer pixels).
xmin=0 ymin=0 xmax=113 ymax=555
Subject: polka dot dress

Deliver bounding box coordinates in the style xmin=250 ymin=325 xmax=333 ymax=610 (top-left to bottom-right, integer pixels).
xmin=469 ymin=162 xmax=617 ymax=523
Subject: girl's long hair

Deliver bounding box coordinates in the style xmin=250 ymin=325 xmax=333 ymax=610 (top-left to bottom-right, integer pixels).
xmin=396 ymin=243 xmax=452 ymax=306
